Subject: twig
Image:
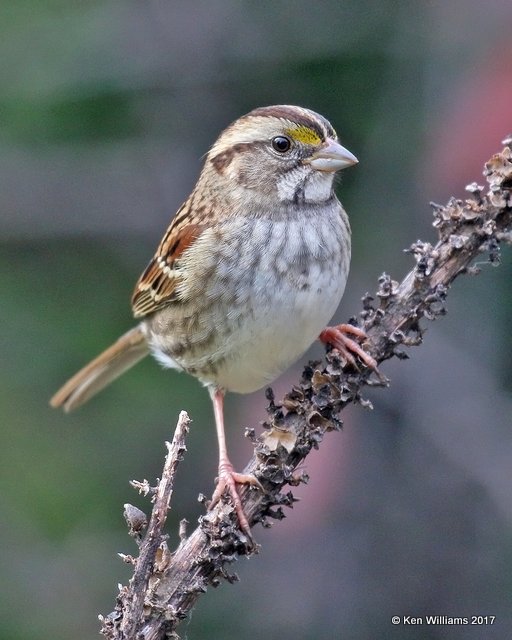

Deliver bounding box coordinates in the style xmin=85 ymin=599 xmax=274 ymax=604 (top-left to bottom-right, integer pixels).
xmin=100 ymin=142 xmax=512 ymax=639
xmin=100 ymin=411 xmax=190 ymax=639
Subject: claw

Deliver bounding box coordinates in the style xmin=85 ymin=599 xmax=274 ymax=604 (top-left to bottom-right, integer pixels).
xmin=320 ymin=323 xmax=378 ymax=371
xmin=210 ymin=459 xmax=263 ymax=535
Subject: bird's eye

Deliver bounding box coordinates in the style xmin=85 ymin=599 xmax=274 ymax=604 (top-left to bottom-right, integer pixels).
xmin=271 ymin=136 xmax=291 ymax=153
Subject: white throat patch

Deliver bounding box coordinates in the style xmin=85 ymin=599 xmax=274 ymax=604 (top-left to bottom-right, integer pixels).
xmin=277 ymin=166 xmax=334 ymax=203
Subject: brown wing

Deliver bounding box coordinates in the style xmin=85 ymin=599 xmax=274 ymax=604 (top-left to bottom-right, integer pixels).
xmin=132 ymin=202 xmax=205 ymax=318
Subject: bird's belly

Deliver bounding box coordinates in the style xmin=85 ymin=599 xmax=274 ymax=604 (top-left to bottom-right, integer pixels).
xmin=213 ymin=271 xmax=344 ymax=393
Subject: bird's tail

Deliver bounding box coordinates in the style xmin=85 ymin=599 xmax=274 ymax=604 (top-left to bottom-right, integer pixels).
xmin=50 ymin=325 xmax=149 ymax=412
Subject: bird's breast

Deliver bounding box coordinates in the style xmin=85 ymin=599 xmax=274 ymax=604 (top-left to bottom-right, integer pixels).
xmin=144 ymin=204 xmax=351 ymax=393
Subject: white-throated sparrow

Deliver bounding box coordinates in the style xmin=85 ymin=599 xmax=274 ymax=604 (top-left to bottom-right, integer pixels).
xmin=51 ymin=105 xmax=372 ymax=533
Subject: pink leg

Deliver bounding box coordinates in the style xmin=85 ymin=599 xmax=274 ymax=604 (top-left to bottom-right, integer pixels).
xmin=208 ymin=387 xmax=262 ymax=534
xmin=319 ymin=323 xmax=378 ymax=370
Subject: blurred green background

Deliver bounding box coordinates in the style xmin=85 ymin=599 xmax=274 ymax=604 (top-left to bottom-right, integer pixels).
xmin=2 ymin=2 xmax=512 ymax=639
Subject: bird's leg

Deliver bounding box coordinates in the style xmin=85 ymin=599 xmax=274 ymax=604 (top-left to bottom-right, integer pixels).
xmin=208 ymin=387 xmax=262 ymax=534
xmin=319 ymin=323 xmax=378 ymax=370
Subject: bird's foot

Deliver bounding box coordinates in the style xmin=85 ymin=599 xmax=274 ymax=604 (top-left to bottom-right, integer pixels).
xmin=320 ymin=323 xmax=378 ymax=371
xmin=210 ymin=459 xmax=263 ymax=535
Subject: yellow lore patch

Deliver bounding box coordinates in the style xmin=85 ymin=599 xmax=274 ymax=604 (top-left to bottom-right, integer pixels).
xmin=285 ymin=125 xmax=322 ymax=145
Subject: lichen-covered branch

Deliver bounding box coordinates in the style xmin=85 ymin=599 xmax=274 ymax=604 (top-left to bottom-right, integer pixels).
xmin=100 ymin=142 xmax=512 ymax=639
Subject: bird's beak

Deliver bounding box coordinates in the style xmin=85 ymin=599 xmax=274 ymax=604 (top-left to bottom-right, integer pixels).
xmin=306 ymin=138 xmax=358 ymax=172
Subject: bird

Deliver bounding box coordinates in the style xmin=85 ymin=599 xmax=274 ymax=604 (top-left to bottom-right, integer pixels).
xmin=50 ymin=105 xmax=374 ymax=534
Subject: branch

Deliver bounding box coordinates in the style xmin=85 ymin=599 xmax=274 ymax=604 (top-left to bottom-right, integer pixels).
xmin=100 ymin=411 xmax=190 ymax=639
xmin=100 ymin=141 xmax=512 ymax=639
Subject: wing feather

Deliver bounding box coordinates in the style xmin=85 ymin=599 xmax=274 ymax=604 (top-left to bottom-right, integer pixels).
xmin=131 ymin=212 xmax=205 ymax=318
